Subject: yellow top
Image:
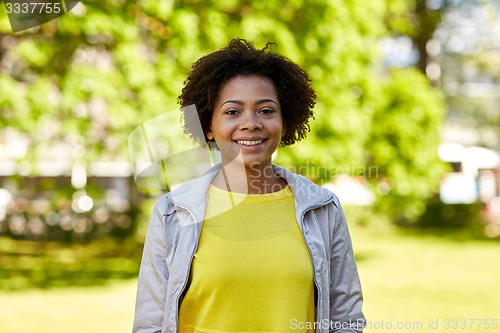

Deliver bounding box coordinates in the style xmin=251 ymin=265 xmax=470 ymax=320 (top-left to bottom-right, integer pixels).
xmin=178 ymin=185 xmax=315 ymax=332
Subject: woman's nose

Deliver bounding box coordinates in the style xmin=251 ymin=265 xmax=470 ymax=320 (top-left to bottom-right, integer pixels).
xmin=239 ymin=112 xmax=262 ymax=131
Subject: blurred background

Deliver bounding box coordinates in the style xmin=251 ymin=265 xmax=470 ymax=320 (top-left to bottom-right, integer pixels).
xmin=0 ymin=0 xmax=499 ymax=332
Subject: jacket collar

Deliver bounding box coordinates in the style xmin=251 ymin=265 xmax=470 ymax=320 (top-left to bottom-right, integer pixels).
xmin=272 ymin=164 xmax=334 ymax=206
xmin=166 ymin=163 xmax=335 ymax=222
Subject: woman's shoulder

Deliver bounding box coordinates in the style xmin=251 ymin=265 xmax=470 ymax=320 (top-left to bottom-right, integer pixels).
xmin=151 ymin=192 xmax=176 ymax=216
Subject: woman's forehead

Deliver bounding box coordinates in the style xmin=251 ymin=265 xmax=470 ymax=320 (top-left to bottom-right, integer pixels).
xmin=217 ymin=75 xmax=278 ymax=100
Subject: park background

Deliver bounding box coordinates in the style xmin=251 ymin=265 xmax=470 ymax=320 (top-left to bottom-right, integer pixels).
xmin=0 ymin=0 xmax=499 ymax=332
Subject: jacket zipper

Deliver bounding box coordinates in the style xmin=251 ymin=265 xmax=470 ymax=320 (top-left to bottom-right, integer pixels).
xmin=299 ymin=199 xmax=333 ymax=332
xmin=171 ymin=206 xmax=201 ymax=332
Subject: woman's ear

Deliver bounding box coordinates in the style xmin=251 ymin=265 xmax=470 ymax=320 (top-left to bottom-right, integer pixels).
xmin=206 ymin=130 xmax=214 ymax=141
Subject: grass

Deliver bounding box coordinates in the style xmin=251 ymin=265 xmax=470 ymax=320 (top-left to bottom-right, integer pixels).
xmin=0 ymin=238 xmax=142 ymax=290
xmin=352 ymin=227 xmax=500 ymax=333
xmin=0 ymin=228 xmax=499 ymax=333
xmin=0 ymin=280 xmax=137 ymax=333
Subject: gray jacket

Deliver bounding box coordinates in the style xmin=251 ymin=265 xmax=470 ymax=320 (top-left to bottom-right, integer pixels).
xmin=133 ymin=164 xmax=365 ymax=333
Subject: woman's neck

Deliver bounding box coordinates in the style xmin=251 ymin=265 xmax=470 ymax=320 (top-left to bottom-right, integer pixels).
xmin=212 ymin=161 xmax=287 ymax=194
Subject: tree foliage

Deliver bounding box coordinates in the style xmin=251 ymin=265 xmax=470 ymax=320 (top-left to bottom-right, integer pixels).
xmin=382 ymin=0 xmax=499 ymax=149
xmin=436 ymin=1 xmax=500 ymax=147
xmin=0 ymin=0 xmax=446 ymax=223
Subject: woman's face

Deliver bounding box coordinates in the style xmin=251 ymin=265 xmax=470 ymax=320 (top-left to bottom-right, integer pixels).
xmin=207 ymin=75 xmax=283 ymax=168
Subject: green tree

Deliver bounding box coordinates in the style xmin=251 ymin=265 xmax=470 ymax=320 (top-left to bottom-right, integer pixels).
xmin=382 ymin=0 xmax=499 ymax=149
xmin=436 ymin=1 xmax=500 ymax=148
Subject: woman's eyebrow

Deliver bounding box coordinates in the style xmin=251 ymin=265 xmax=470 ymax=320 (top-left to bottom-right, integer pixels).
xmin=255 ymin=99 xmax=278 ymax=106
xmin=219 ymin=99 xmax=278 ymax=108
xmin=219 ymin=100 xmax=243 ymax=108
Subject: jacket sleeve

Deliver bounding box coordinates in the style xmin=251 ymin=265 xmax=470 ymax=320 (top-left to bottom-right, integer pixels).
xmin=133 ymin=199 xmax=170 ymax=333
xmin=329 ymin=202 xmax=365 ymax=333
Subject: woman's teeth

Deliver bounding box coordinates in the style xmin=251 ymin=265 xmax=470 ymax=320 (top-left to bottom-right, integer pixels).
xmin=237 ymin=140 xmax=263 ymax=146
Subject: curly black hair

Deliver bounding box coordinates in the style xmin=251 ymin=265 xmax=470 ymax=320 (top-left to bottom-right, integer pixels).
xmin=178 ymin=38 xmax=316 ymax=147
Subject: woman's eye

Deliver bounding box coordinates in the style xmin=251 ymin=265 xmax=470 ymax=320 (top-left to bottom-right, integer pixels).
xmin=260 ymin=108 xmax=274 ymax=114
xmin=225 ymin=109 xmax=239 ymax=115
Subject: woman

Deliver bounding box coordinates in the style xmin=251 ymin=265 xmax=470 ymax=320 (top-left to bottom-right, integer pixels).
xmin=133 ymin=38 xmax=365 ymax=333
